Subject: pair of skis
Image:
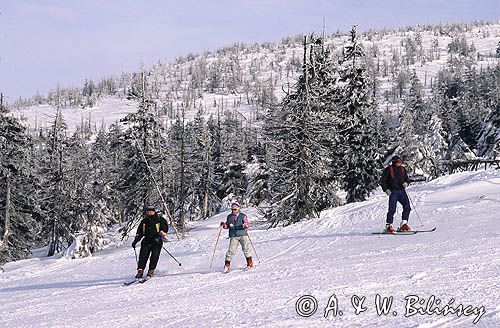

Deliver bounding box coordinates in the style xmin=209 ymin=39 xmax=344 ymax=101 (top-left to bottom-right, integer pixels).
xmin=223 ymin=266 xmax=253 ymax=274
xmin=123 ymin=276 xmax=152 ymax=286
xmin=372 ymin=227 xmax=436 ymax=235
xmin=125 ymin=265 xmax=253 ymax=284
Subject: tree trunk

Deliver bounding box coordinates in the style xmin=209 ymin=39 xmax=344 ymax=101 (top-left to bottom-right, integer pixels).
xmin=202 ymin=128 xmax=212 ymax=219
xmin=2 ymin=172 xmax=11 ymax=246
xmin=178 ymin=107 xmax=186 ymax=231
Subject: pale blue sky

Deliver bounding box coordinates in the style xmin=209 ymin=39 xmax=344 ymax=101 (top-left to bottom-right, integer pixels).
xmin=0 ymin=0 xmax=498 ymax=101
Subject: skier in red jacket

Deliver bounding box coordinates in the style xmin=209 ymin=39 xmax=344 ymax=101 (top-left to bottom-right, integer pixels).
xmin=380 ymin=156 xmax=411 ymax=233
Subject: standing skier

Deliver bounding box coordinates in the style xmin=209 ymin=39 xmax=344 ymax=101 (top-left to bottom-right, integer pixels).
xmin=380 ymin=155 xmax=411 ymax=233
xmin=220 ymin=202 xmax=252 ymax=273
xmin=131 ymin=205 xmax=169 ymax=278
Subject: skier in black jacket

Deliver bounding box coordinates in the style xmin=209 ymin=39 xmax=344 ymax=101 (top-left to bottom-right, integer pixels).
xmin=131 ymin=205 xmax=169 ymax=278
xmin=380 ymin=155 xmax=411 ymax=233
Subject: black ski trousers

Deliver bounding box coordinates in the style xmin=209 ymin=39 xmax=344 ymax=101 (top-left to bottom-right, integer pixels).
xmin=138 ymin=240 xmax=162 ymax=271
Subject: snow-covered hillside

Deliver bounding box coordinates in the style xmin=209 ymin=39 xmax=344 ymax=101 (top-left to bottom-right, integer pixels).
xmin=10 ymin=21 xmax=500 ymax=132
xmin=10 ymin=96 xmax=138 ymax=133
xmin=1 ymin=169 xmax=499 ymax=327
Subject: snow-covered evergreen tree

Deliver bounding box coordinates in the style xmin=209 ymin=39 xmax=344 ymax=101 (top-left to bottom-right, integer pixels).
xmin=395 ymin=70 xmax=448 ymax=178
xmin=119 ymin=70 xmax=172 ymax=235
xmin=62 ymin=130 xmax=115 ymax=259
xmin=38 ymin=107 xmax=75 ymax=256
xmin=396 ymin=72 xmax=425 ymax=169
xmin=244 ymin=143 xmax=269 ymax=206
xmin=477 ymin=103 xmax=500 ymax=159
xmin=419 ymin=113 xmax=449 ymax=178
xmin=264 ymin=33 xmax=341 ymax=227
xmin=455 ymin=67 xmax=488 ymax=149
xmin=476 ymin=66 xmax=500 ymax=159
xmin=217 ymin=161 xmax=247 ymax=205
xmin=338 ymin=26 xmax=384 ymax=203
xmin=432 ymin=64 xmax=497 ymax=162
xmin=187 ymin=107 xmax=219 ymax=219
xmin=0 ymin=112 xmax=39 ymax=265
xmin=166 ymin=106 xmax=192 ymax=231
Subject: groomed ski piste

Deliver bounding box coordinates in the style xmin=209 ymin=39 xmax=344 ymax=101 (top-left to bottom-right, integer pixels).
xmin=1 ymin=169 xmax=499 ymax=327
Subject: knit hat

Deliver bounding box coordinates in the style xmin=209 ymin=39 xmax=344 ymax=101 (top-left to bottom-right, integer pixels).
xmin=391 ymin=155 xmax=402 ymax=164
xmin=144 ymin=205 xmax=156 ymax=213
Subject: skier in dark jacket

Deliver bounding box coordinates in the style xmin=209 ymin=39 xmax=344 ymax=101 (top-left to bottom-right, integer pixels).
xmin=131 ymin=205 xmax=169 ymax=278
xmin=380 ymin=155 xmax=411 ymax=233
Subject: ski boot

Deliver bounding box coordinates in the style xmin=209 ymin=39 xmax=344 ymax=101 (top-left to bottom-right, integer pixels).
xmin=245 ymin=257 xmax=253 ymax=270
xmin=135 ymin=268 xmax=144 ymax=279
xmin=385 ymin=224 xmax=396 ymax=234
xmin=146 ymin=269 xmax=154 ymax=278
xmin=223 ymin=261 xmax=230 ymax=273
xmin=398 ymin=220 xmax=411 ymax=232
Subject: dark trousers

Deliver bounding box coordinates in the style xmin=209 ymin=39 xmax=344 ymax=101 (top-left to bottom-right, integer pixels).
xmin=386 ymin=190 xmax=411 ymax=224
xmin=138 ymin=240 xmax=162 ymax=271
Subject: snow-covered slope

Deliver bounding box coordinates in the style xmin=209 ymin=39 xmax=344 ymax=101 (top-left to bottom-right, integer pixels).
xmin=10 ymin=22 xmax=500 ymax=133
xmin=1 ymin=169 xmax=499 ymax=327
xmin=10 ymin=96 xmax=138 ymax=133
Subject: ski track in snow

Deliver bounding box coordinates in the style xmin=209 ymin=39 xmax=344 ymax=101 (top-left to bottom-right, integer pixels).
xmin=1 ymin=170 xmax=499 ymax=327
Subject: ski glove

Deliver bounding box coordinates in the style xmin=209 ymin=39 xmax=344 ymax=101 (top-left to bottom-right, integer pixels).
xmin=385 ymin=190 xmax=392 ymax=196
xmin=132 ymin=235 xmax=141 ymax=248
xmin=402 ymin=182 xmax=408 ymax=188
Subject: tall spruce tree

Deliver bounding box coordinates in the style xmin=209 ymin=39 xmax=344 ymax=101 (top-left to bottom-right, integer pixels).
xmin=338 ymin=26 xmax=384 ymax=203
xmin=166 ymin=105 xmax=191 ymax=231
xmin=119 ymin=70 xmax=172 ymax=235
xmin=0 ymin=112 xmax=39 ymax=265
xmin=38 ymin=108 xmax=75 ymax=256
xmin=264 ymin=33 xmax=341 ymax=227
xmin=62 ymin=131 xmax=113 ymax=259
xmin=397 ymin=71 xmax=433 ymax=174
xmin=188 ymin=107 xmax=219 ymax=219
xmin=215 ymin=110 xmax=248 ymax=204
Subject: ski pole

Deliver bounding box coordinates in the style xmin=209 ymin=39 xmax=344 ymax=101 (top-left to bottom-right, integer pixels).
xmin=162 ymin=245 xmax=182 ymax=266
xmin=209 ymin=226 xmax=223 ymax=268
xmin=246 ymin=231 xmax=261 ymax=264
xmin=131 ymin=133 xmax=182 ymax=241
xmin=405 ymin=190 xmax=424 ymax=227
xmin=133 ymin=247 xmax=139 ymax=266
